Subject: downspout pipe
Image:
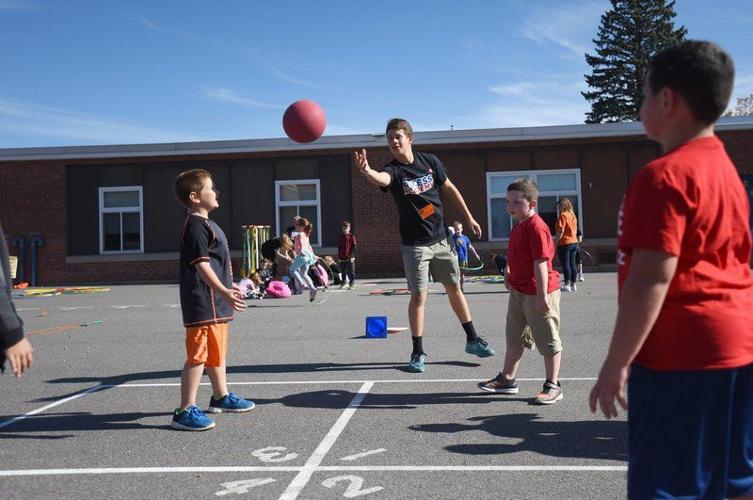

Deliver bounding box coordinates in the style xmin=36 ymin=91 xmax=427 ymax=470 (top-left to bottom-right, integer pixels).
xmin=29 ymin=234 xmax=45 ymax=287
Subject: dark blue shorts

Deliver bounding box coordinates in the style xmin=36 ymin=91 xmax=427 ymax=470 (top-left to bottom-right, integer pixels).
xmin=628 ymin=362 xmax=753 ymax=499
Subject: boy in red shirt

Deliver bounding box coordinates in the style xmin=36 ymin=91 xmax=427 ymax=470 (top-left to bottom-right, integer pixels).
xmin=478 ymin=178 xmax=563 ymax=404
xmin=338 ymin=220 xmax=357 ymax=290
xmin=590 ymin=41 xmax=753 ymax=498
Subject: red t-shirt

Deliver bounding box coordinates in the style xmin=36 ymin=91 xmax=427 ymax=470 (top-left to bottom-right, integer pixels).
xmin=617 ymin=135 xmax=753 ymax=371
xmin=507 ymin=213 xmax=560 ymax=295
xmin=338 ymin=233 xmax=357 ymax=260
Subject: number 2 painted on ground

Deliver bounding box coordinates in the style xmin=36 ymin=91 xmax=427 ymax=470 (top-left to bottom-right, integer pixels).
xmin=322 ymin=475 xmax=383 ymax=497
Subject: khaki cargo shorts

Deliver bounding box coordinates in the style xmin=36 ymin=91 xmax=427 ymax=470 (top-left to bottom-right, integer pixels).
xmin=506 ymin=288 xmax=562 ymax=355
xmin=402 ymin=237 xmax=460 ymax=293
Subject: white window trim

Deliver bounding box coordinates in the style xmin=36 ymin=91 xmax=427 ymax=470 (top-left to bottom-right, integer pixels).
xmin=486 ymin=169 xmax=583 ymax=242
xmin=98 ymin=186 xmax=144 ymax=254
xmin=274 ymin=179 xmax=323 ymax=246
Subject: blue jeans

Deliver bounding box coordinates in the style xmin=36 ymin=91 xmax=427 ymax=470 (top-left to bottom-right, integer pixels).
xmin=557 ymin=243 xmax=578 ymax=284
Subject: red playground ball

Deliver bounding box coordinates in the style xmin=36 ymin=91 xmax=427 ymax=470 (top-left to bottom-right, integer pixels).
xmin=282 ymin=99 xmax=327 ymax=143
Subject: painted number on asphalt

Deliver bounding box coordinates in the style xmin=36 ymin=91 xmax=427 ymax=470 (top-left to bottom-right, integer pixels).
xmin=215 ymin=478 xmax=276 ymax=496
xmin=251 ymin=446 xmax=299 ymax=463
xmin=322 ymin=475 xmax=384 ymax=498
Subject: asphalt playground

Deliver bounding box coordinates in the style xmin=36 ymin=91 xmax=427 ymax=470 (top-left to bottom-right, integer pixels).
xmin=1 ymin=273 xmax=627 ymax=499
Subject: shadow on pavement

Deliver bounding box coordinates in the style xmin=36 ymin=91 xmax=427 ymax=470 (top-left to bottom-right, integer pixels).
xmin=0 ymin=411 xmax=167 ymax=438
xmin=251 ymin=389 xmax=523 ymax=410
xmin=410 ymin=412 xmax=627 ymax=461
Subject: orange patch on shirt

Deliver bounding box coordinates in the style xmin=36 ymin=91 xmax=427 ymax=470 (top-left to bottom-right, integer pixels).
xmin=418 ymin=204 xmax=436 ymax=220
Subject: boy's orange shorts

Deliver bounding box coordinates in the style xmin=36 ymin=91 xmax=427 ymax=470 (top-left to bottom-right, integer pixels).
xmin=185 ymin=322 xmax=228 ymax=367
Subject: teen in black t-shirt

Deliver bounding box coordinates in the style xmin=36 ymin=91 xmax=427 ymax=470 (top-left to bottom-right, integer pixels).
xmin=354 ymin=118 xmax=496 ymax=373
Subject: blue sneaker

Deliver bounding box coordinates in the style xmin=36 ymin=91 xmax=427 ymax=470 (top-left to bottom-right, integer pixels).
xmin=408 ymin=353 xmax=426 ymax=373
xmin=207 ymin=392 xmax=255 ymax=413
xmin=171 ymin=405 xmax=215 ymax=431
xmin=465 ymin=337 xmax=495 ymax=357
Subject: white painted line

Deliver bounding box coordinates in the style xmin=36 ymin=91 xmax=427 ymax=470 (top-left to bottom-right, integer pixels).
xmin=16 ymin=308 xmax=41 ymax=311
xmin=114 ymin=377 xmax=597 ymax=388
xmin=60 ymin=306 xmax=93 ymax=311
xmin=0 ymin=385 xmax=107 ymax=430
xmin=0 ymin=466 xmax=301 ymax=477
xmin=339 ymin=449 xmax=387 ymax=461
xmin=0 ymin=464 xmax=627 ymax=477
xmin=318 ymin=465 xmax=627 ymax=472
xmin=279 ymin=381 xmax=373 ymax=500
xmin=111 ymin=305 xmax=147 ymax=309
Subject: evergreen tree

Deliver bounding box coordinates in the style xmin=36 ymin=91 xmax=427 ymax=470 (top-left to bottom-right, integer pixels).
xmin=582 ymin=0 xmax=687 ymax=123
xmin=723 ymin=94 xmax=753 ymax=117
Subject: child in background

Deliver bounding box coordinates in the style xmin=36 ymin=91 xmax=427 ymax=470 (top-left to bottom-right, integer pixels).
xmin=554 ymin=198 xmax=579 ymax=292
xmin=452 ymin=221 xmax=480 ymax=268
xmin=274 ymin=234 xmax=296 ymax=292
xmin=478 ymin=178 xmax=563 ymax=405
xmin=172 ymin=169 xmax=254 ymax=431
xmin=590 ymin=41 xmax=753 ymax=498
xmin=323 ymin=255 xmax=343 ymax=286
xmin=290 ymin=217 xmax=319 ymax=302
xmin=338 ymin=220 xmax=357 ymax=290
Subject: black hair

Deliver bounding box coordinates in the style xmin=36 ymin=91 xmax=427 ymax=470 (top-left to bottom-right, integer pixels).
xmin=647 ymin=40 xmax=734 ymax=124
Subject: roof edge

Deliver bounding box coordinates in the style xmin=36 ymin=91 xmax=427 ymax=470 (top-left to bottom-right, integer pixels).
xmin=1 ymin=117 xmax=752 ymax=162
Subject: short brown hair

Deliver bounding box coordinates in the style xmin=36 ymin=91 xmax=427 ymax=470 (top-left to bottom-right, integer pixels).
xmin=174 ymin=169 xmax=211 ymax=208
xmin=647 ymin=40 xmax=734 ymax=125
xmin=341 ymin=220 xmax=351 ymax=228
xmin=507 ymin=178 xmax=539 ymax=202
xmin=386 ymin=118 xmax=413 ymax=139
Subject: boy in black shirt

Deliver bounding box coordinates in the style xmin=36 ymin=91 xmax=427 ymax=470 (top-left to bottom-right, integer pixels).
xmin=171 ymin=169 xmax=254 ymax=431
xmin=354 ymin=118 xmax=495 ymax=372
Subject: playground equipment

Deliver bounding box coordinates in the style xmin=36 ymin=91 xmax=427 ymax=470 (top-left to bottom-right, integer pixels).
xmin=240 ymin=225 xmax=272 ymax=278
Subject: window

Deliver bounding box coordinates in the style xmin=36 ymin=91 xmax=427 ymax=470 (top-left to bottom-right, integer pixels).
xmin=275 ymin=180 xmax=322 ymax=246
xmin=486 ymin=169 xmax=582 ymax=240
xmin=98 ymin=186 xmax=144 ymax=254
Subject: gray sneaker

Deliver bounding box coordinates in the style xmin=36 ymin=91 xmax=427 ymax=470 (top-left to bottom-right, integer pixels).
xmin=478 ymin=373 xmax=518 ymax=394
xmin=465 ymin=337 xmax=495 ymax=357
xmin=534 ymin=380 xmax=563 ymax=405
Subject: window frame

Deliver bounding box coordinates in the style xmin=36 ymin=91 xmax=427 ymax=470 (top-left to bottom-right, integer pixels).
xmin=98 ymin=185 xmax=144 ymax=254
xmin=274 ymin=179 xmax=323 ymax=246
xmin=486 ymin=169 xmax=583 ymax=241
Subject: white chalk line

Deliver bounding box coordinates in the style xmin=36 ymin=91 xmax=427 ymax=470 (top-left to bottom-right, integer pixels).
xmin=116 ymin=377 xmax=597 ymax=388
xmin=339 ymin=449 xmax=387 ymax=461
xmin=0 ymin=385 xmax=106 ymax=430
xmin=0 ymin=465 xmax=627 ymax=477
xmin=279 ymin=381 xmax=373 ymax=500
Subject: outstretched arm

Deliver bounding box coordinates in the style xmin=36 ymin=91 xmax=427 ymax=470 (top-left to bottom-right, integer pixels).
xmin=353 ymin=149 xmax=391 ymax=188
xmin=440 ymin=179 xmax=481 ymax=238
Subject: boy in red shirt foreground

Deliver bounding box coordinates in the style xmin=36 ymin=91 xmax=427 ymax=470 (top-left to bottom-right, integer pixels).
xmin=590 ymin=40 xmax=753 ymax=498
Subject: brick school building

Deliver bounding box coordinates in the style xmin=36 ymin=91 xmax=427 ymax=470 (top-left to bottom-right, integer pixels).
xmin=1 ymin=118 xmax=751 ymax=285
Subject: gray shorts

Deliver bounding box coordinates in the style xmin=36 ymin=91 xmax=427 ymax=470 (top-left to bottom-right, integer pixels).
xmin=401 ymin=237 xmax=461 ymax=293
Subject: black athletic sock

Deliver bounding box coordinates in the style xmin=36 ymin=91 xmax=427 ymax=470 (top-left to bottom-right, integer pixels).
xmin=462 ymin=321 xmax=478 ymax=342
xmin=411 ymin=336 xmax=424 ymax=355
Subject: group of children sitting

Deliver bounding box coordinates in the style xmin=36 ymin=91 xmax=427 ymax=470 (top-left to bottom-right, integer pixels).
xmin=239 ymin=219 xmax=357 ymax=301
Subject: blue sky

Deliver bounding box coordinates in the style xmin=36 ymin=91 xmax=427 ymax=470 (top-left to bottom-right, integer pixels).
xmin=1 ymin=0 xmax=751 ymax=147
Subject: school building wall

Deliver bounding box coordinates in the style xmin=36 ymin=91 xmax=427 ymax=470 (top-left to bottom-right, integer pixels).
xmin=1 ymin=122 xmax=751 ymax=285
